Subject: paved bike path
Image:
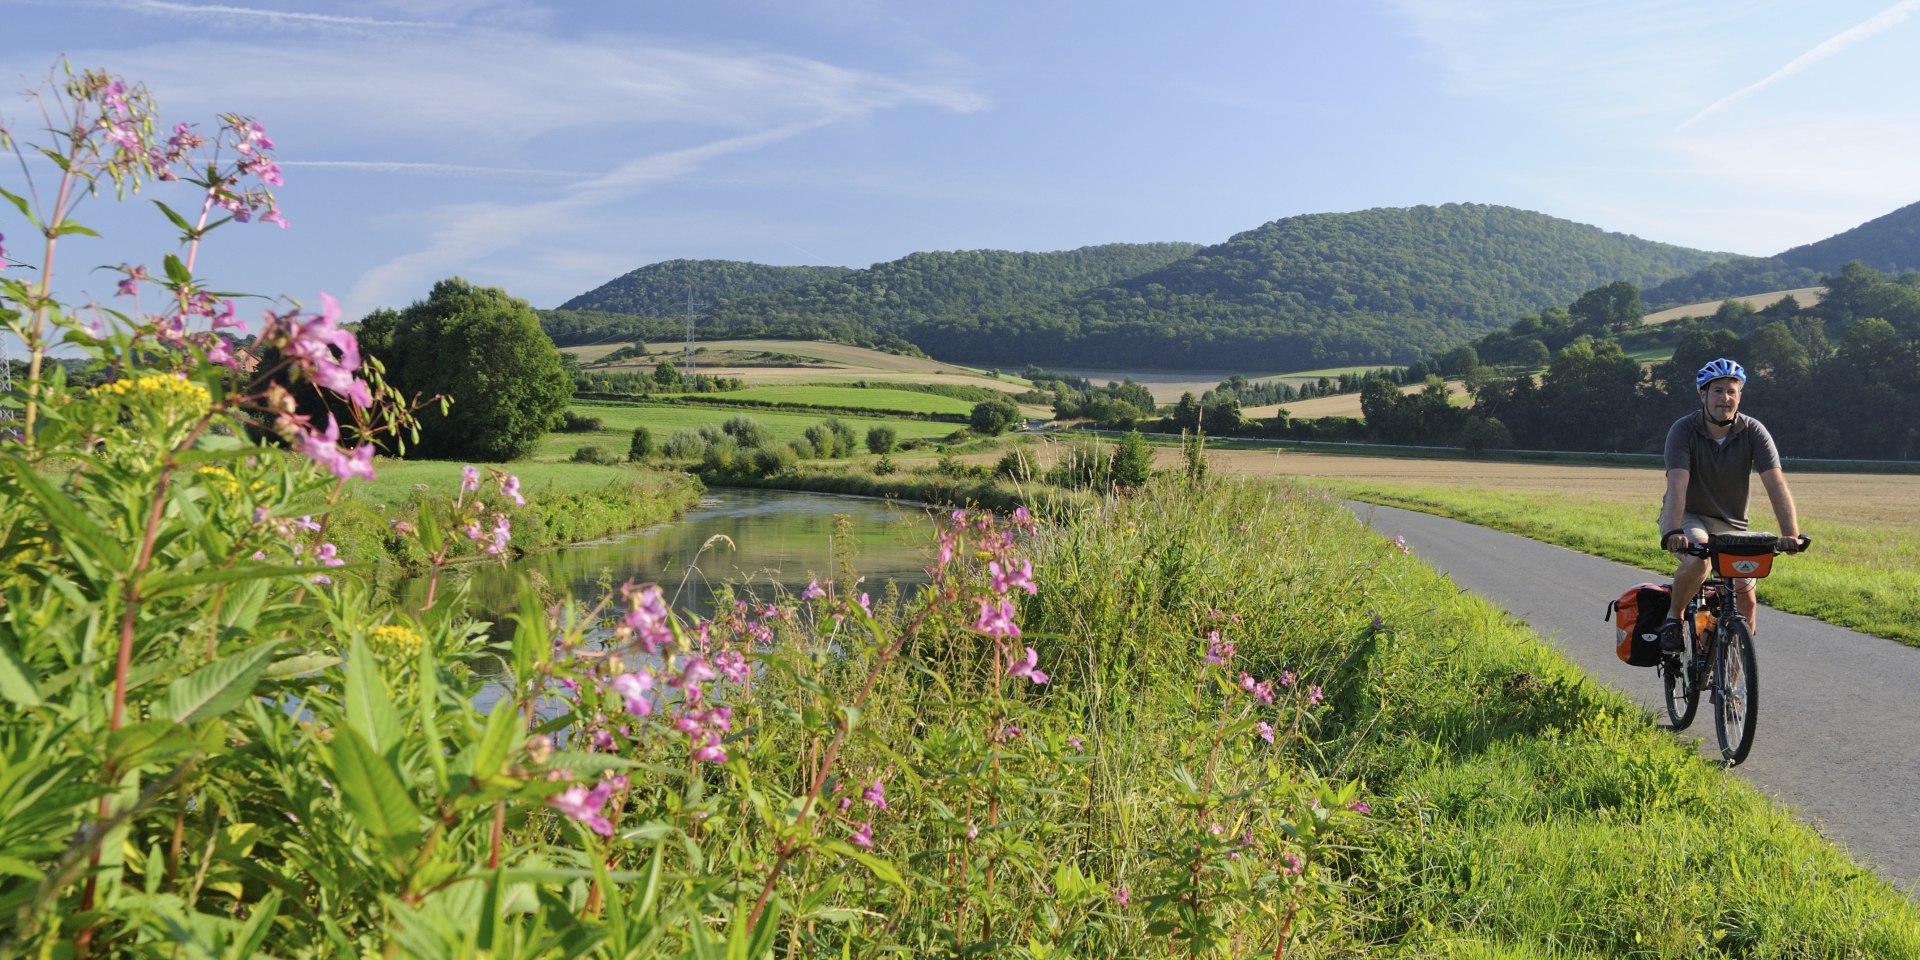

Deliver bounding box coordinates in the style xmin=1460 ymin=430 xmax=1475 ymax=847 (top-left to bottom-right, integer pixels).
xmin=1348 ymin=500 xmax=1920 ymax=897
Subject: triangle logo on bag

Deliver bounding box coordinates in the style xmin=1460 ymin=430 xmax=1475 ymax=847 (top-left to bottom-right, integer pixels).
xmin=1732 ymin=559 xmax=1760 ymax=575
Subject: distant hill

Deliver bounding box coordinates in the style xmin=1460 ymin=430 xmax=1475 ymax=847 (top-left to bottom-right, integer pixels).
xmin=1643 ymin=199 xmax=1920 ymax=308
xmin=551 ymin=205 xmax=1731 ymax=369
xmin=701 ymin=243 xmax=1204 ymax=332
xmin=558 ymin=260 xmax=852 ymax=316
xmin=909 ymin=204 xmax=1725 ymax=368
xmin=1776 ymin=200 xmax=1920 ymax=275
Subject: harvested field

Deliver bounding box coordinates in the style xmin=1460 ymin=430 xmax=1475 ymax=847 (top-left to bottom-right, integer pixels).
xmin=1643 ymin=286 xmax=1825 ymax=325
xmin=1043 ymin=364 xmax=1400 ymax=405
xmin=1248 ymin=380 xmax=1469 ymax=420
xmin=570 ymin=339 xmax=1035 ymax=396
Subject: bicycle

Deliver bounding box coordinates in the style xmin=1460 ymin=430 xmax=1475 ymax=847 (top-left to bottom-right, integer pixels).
xmin=1658 ymin=531 xmax=1809 ymax=765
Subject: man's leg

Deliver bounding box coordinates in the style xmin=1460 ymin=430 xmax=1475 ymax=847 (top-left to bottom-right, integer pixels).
xmin=1662 ymin=517 xmax=1712 ymax=651
xmin=1732 ymin=578 xmax=1757 ymax=630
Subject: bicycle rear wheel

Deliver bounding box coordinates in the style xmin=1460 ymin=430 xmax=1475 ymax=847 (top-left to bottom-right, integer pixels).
xmin=1660 ymin=651 xmax=1699 ymax=730
xmin=1713 ymin=619 xmax=1759 ymax=765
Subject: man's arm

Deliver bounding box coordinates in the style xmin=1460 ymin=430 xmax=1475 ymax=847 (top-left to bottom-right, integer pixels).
xmin=1660 ymin=467 xmax=1691 ymax=550
xmin=1759 ymin=467 xmax=1800 ymax=539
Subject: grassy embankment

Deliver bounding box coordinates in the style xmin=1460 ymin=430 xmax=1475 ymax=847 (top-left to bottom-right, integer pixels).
xmin=543 ymin=399 xmax=969 ymax=461
xmin=310 ymin=459 xmax=704 ymax=577
xmin=1022 ymin=477 xmax=1918 ymax=954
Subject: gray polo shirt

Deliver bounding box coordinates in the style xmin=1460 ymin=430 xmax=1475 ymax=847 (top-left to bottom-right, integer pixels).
xmin=1663 ymin=410 xmax=1781 ymax=529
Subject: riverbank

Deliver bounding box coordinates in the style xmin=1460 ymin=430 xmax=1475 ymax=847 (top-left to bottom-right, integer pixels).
xmin=316 ymin=460 xmax=706 ymax=578
xmin=694 ymin=459 xmax=1094 ymax=517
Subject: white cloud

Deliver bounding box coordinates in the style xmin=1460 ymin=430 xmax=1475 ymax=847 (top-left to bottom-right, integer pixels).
xmin=122 ymin=0 xmax=438 ymax=28
xmin=1680 ymin=0 xmax=1920 ymax=128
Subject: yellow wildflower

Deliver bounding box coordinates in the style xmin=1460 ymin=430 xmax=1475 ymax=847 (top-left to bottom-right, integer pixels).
xmin=195 ymin=465 xmax=243 ymax=497
xmin=368 ymin=624 xmax=425 ymax=659
xmin=100 ymin=373 xmax=212 ymax=415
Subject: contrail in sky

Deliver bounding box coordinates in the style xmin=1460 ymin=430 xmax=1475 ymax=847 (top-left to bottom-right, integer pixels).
xmin=281 ymin=161 xmax=585 ymax=179
xmin=1680 ymin=0 xmax=1920 ymax=129
xmin=127 ymin=0 xmax=435 ymax=28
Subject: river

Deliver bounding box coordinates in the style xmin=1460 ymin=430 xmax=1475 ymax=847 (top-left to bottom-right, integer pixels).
xmin=401 ymin=487 xmax=936 ymax=625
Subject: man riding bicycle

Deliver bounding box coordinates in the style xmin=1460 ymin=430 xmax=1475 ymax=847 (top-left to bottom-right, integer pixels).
xmin=1657 ymin=357 xmax=1805 ymax=652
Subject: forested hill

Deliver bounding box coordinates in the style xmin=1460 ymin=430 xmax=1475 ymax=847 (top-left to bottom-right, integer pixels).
xmin=701 ymin=243 xmax=1204 ymax=333
xmin=1777 ymin=200 xmax=1920 ymax=275
xmin=909 ymin=204 xmax=1725 ymax=368
xmin=558 ymin=260 xmax=853 ymax=315
xmin=1642 ymin=199 xmax=1920 ymax=308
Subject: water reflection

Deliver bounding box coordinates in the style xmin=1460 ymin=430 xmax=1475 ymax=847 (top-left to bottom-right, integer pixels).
xmin=400 ymin=487 xmax=935 ymax=627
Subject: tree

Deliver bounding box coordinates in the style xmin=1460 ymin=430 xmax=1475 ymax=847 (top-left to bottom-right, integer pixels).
xmin=1570 ymin=281 xmax=1644 ymax=334
xmin=1112 ymin=430 xmax=1153 ymax=486
xmin=629 ymin=426 xmax=653 ymax=461
xmin=969 ymin=398 xmax=1020 ymax=435
xmin=652 ymin=361 xmax=681 ymax=389
xmin=866 ymin=425 xmax=897 ymax=455
xmin=382 ymin=278 xmax=572 ymax=461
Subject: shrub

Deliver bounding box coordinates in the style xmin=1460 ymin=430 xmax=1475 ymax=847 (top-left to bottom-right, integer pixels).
xmin=629 ymin=425 xmax=653 ymax=460
xmin=873 ymin=454 xmax=898 ymax=475
xmin=570 ymin=444 xmax=618 ymax=465
xmin=1113 ymin=430 xmax=1154 ymax=486
xmin=746 ymin=442 xmax=796 ymax=477
xmin=866 ymin=425 xmax=898 ymax=455
xmin=558 ymin=410 xmax=605 ymax=432
xmin=995 ymin=447 xmax=1033 ymax=481
xmin=803 ymin=423 xmax=835 ymax=459
xmin=970 ymin=398 xmax=1021 ymax=435
xmin=664 ymin=428 xmax=709 ymax=459
xmin=721 ymin=414 xmax=774 ymax=449
xmin=700 ymin=434 xmax=739 ymax=472
xmin=823 ymin=417 xmax=858 ymax=457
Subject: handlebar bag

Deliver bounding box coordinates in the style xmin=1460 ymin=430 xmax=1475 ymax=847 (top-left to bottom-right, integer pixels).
xmin=1606 ymin=582 xmax=1671 ymax=667
xmin=1711 ymin=532 xmax=1777 ymax=579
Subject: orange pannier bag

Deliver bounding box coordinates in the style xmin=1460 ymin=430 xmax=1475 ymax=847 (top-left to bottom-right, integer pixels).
xmin=1606 ymin=583 xmax=1671 ymax=667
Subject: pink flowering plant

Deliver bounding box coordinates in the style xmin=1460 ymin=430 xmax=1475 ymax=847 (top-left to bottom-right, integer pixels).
xmin=0 ymin=67 xmax=1378 ymax=958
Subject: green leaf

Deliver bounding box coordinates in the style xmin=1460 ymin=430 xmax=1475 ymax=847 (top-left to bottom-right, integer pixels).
xmin=145 ymin=562 xmax=360 ymax=598
xmin=468 ymin=699 xmax=518 ymax=783
xmin=417 ymin=640 xmax=446 ymax=789
xmin=49 ymin=222 xmax=99 ymax=238
xmin=155 ymin=641 xmax=280 ymax=724
xmin=345 ymin=635 xmax=401 ymax=755
xmin=0 ymin=186 xmax=34 ymax=224
xmin=0 ymin=641 xmax=43 ymax=707
xmin=1 ymin=455 xmax=128 ymax=570
xmin=261 ymin=654 xmax=342 ymax=679
xmin=224 ymin=891 xmax=281 ymax=960
xmin=107 ymin=720 xmax=198 ymax=769
xmin=150 ymin=199 xmax=195 ymax=234
xmin=162 ymin=253 xmax=192 ymax=287
xmin=329 ymin=727 xmax=421 ymax=848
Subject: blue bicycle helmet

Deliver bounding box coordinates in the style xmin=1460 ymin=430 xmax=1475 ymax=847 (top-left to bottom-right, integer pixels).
xmin=1696 ymin=357 xmax=1747 ymax=389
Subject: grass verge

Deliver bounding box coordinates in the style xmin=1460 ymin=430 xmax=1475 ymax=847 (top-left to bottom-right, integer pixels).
xmin=311 ymin=459 xmax=705 ymax=577
xmin=1316 ymin=479 xmax=1920 ymax=646
xmin=1026 ymin=477 xmax=1919 ymax=954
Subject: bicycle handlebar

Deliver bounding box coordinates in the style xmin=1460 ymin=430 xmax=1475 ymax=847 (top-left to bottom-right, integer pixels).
xmin=1669 ymin=534 xmax=1812 ymax=557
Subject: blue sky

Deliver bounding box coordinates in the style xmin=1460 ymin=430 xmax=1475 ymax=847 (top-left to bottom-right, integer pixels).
xmin=5 ymin=0 xmax=1920 ymax=322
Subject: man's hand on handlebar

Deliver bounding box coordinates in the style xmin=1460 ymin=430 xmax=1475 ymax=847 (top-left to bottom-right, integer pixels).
xmin=1779 ymin=534 xmax=1812 ymax=554
xmin=1660 ymin=529 xmax=1693 ymax=553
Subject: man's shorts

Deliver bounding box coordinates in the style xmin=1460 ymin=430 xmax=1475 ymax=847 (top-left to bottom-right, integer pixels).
xmin=1668 ymin=512 xmax=1756 ymax=593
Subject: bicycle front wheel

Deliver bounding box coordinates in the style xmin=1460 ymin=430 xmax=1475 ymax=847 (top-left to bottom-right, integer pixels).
xmin=1713 ymin=620 xmax=1759 ymax=765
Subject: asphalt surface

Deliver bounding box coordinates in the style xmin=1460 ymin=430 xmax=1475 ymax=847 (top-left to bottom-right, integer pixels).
xmin=1347 ymin=500 xmax=1920 ymax=898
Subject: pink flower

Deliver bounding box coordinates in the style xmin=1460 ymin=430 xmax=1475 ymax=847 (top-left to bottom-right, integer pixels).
xmin=965 ymin=823 xmax=978 ymax=840
xmin=712 ymin=649 xmax=750 ymax=683
xmin=1392 ymin=535 xmax=1410 ymax=555
xmin=800 ymin=579 xmax=826 ymax=601
xmin=1238 ymin=672 xmax=1275 ymax=704
xmin=1068 ymin=736 xmax=1084 ymax=752
xmin=1202 ymin=631 xmax=1234 ymax=666
xmin=848 ymin=821 xmax=874 ymax=849
xmin=461 ymin=465 xmax=481 ymax=492
xmin=280 ymin=295 xmax=371 ymax=409
xmin=500 ymin=473 xmax=525 ymax=506
xmin=1282 ymin=853 xmax=1303 ymax=876
xmin=862 ymin=777 xmax=887 ymax=810
xmin=1307 ymin=685 xmax=1324 ymax=707
xmin=608 ymin=671 xmax=654 ymax=717
xmin=314 ymin=542 xmax=345 ymax=567
xmin=549 ymin=783 xmax=615 ymax=837
xmin=1348 ymin=800 xmax=1371 ymax=814
xmin=1256 ymin=721 xmax=1275 ymax=743
xmin=297 ymin=416 xmax=375 ymax=481
xmin=1114 ymin=887 xmax=1130 ymax=908
xmin=621 ymin=584 xmax=673 ymax=653
xmin=856 ymin=593 xmax=872 ymax=617
xmin=1279 ymin=670 xmax=1296 ymax=687
xmin=974 ymin=598 xmax=1020 ymax=639
xmin=292 ymin=515 xmax=322 ymax=533
xmin=1007 ymin=646 xmax=1049 ymax=685
xmin=990 ymin=559 xmax=1038 ymax=596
